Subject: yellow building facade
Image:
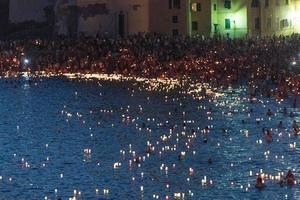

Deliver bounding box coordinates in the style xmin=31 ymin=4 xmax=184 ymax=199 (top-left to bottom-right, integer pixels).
xmin=189 ymin=0 xmax=257 ymax=38
xmin=211 ymin=0 xmax=249 ymax=38
xmin=259 ymin=0 xmax=300 ymax=36
xmin=188 ymin=0 xmax=256 ymax=38
xmin=189 ymin=0 xmax=300 ymax=38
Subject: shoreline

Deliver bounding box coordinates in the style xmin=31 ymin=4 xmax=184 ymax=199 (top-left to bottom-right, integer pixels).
xmin=0 ymin=71 xmax=225 ymax=98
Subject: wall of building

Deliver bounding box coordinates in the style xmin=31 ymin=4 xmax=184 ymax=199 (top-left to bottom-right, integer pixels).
xmin=76 ymin=0 xmax=112 ymax=36
xmin=149 ymin=0 xmax=189 ymax=36
xmin=73 ymin=0 xmax=300 ymax=38
xmin=211 ymin=0 xmax=248 ymax=38
xmin=8 ymin=0 xmax=300 ymax=38
xmin=0 ymin=0 xmax=9 ymax=37
xmin=56 ymin=0 xmax=149 ymax=36
xmin=295 ymin=0 xmax=300 ymax=33
xmin=260 ymin=0 xmax=300 ymax=37
xmin=0 ymin=0 xmax=9 ymax=25
xmin=9 ymin=0 xmax=53 ymax=23
xmin=111 ymin=0 xmax=149 ymax=35
xmin=247 ymin=0 xmax=260 ymax=38
xmin=190 ymin=0 xmax=212 ymax=37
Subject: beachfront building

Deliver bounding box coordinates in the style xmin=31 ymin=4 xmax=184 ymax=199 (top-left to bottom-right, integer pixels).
xmin=189 ymin=0 xmax=300 ymax=38
xmin=149 ymin=0 xmax=189 ymax=36
xmin=9 ymin=0 xmax=54 ymax=23
xmin=211 ymin=0 xmax=249 ymax=38
xmin=149 ymin=0 xmax=248 ymax=38
xmin=153 ymin=0 xmax=300 ymax=38
xmin=259 ymin=0 xmax=300 ymax=36
xmin=188 ymin=0 xmax=211 ymax=37
xmin=189 ymin=0 xmax=258 ymax=38
xmin=0 ymin=0 xmax=9 ymax=36
xmin=55 ymin=0 xmax=149 ymax=37
xmin=6 ymin=0 xmax=300 ymax=38
xmin=7 ymin=0 xmax=55 ymax=38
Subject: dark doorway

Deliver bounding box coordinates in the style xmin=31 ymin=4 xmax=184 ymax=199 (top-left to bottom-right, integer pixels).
xmin=118 ymin=11 xmax=125 ymax=37
xmin=213 ymin=24 xmax=220 ymax=35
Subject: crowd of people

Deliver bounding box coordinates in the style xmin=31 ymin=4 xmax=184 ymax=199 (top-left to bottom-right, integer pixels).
xmin=0 ymin=33 xmax=300 ymax=96
xmin=256 ymin=169 xmax=296 ymax=189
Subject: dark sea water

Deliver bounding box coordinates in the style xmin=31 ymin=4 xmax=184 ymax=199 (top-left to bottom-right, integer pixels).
xmin=0 ymin=76 xmax=299 ymax=200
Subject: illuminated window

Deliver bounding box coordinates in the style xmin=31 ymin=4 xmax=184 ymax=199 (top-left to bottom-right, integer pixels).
xmin=192 ymin=21 xmax=198 ymax=31
xmin=191 ymin=3 xmax=202 ymax=12
xmin=265 ymin=0 xmax=269 ymax=7
xmin=191 ymin=3 xmax=196 ymax=11
xmin=224 ymin=0 xmax=231 ymax=9
xmin=225 ymin=18 xmax=231 ymax=29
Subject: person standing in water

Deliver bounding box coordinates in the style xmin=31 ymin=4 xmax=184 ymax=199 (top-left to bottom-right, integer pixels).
xmin=256 ymin=175 xmax=265 ymax=189
xmin=286 ymin=170 xmax=296 ymax=185
xmin=265 ymin=130 xmax=273 ymax=143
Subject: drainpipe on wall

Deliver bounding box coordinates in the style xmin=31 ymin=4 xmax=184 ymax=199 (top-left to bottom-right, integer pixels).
xmin=187 ymin=0 xmax=192 ymax=36
xmin=233 ymin=20 xmax=236 ymax=38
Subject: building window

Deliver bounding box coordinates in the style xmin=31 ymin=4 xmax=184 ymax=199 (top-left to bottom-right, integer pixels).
xmin=191 ymin=3 xmax=201 ymax=12
xmin=214 ymin=4 xmax=217 ymax=11
xmin=255 ymin=17 xmax=260 ymax=30
xmin=225 ymin=18 xmax=231 ymax=29
xmin=267 ymin=17 xmax=272 ymax=29
xmin=172 ymin=16 xmax=178 ymax=23
xmin=173 ymin=0 xmax=181 ymax=9
xmin=169 ymin=0 xmax=181 ymax=9
xmin=172 ymin=29 xmax=179 ymax=36
xmin=251 ymin=0 xmax=260 ymax=7
xmin=286 ymin=0 xmax=289 ymax=5
xmin=192 ymin=21 xmax=198 ymax=31
xmin=265 ymin=0 xmax=269 ymax=7
xmin=280 ymin=19 xmax=289 ymax=29
xmin=224 ymin=0 xmax=231 ymax=9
